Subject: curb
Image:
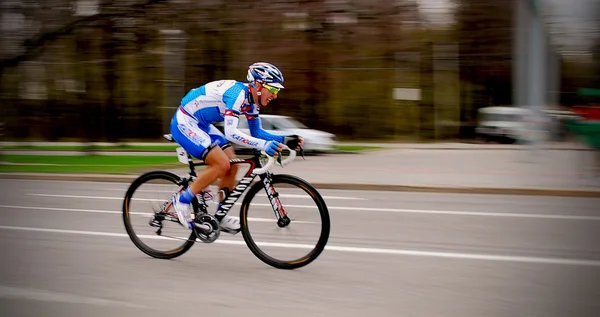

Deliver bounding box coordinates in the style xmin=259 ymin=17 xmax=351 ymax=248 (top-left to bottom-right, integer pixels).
xmin=308 ymin=183 xmax=600 ymax=198
xmin=1 ymin=173 xmax=598 ymax=198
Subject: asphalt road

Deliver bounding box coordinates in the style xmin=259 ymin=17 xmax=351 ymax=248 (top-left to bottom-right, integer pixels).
xmin=0 ymin=179 xmax=599 ymax=317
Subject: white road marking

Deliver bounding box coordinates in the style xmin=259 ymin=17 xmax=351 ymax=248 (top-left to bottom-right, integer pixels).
xmin=0 ymin=285 xmax=145 ymax=308
xmin=250 ymin=193 xmax=366 ymax=200
xmin=27 ymin=192 xmax=365 ymax=201
xmin=0 ymin=225 xmax=599 ymax=267
xmin=326 ymin=206 xmax=600 ymax=221
xmin=0 ymin=205 xmax=315 ymax=224
xmin=8 ymin=179 xmax=367 ymax=200
xmin=1 ymin=205 xmax=124 ymax=215
xmin=24 ymin=194 xmax=600 ymax=221
xmin=28 ymin=193 xmax=158 ymax=202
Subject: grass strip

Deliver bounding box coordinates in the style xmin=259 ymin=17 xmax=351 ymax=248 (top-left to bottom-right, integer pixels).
xmin=0 ymin=155 xmax=184 ymax=174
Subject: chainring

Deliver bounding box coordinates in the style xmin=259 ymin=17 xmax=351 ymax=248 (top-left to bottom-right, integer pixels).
xmin=193 ymin=213 xmax=220 ymax=243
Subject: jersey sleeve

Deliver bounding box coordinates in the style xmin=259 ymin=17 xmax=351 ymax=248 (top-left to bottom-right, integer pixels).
xmin=221 ymin=83 xmax=283 ymax=149
xmin=247 ymin=116 xmax=285 ymax=144
xmin=223 ymin=110 xmax=270 ymax=150
xmin=220 ymin=84 xmax=270 ymax=149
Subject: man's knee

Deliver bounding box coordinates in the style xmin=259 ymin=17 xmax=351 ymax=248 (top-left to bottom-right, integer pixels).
xmin=214 ymin=159 xmax=231 ymax=177
xmin=221 ymin=145 xmax=238 ymax=175
xmin=205 ymin=147 xmax=231 ymax=177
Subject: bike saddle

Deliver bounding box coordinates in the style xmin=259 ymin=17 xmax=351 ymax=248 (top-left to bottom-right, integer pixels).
xmin=163 ymin=134 xmax=175 ymax=142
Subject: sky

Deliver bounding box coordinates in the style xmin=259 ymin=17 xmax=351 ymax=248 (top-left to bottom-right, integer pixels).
xmin=541 ymin=0 xmax=599 ymax=52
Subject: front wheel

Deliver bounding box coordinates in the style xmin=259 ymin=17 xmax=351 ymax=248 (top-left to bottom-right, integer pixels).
xmin=240 ymin=174 xmax=330 ymax=269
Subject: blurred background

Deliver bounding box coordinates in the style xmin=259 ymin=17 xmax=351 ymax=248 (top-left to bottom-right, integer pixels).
xmin=1 ymin=3 xmax=600 ymax=315
xmin=0 ymin=0 xmax=598 ymax=143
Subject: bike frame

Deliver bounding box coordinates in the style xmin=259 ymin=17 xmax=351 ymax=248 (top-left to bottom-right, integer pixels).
xmin=177 ymin=149 xmax=287 ymax=221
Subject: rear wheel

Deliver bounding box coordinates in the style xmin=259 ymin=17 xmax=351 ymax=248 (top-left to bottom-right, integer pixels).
xmin=122 ymin=171 xmax=196 ymax=259
xmin=240 ymin=174 xmax=330 ymax=269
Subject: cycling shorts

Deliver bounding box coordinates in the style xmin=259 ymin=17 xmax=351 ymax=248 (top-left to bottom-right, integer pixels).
xmin=169 ymin=109 xmax=230 ymax=160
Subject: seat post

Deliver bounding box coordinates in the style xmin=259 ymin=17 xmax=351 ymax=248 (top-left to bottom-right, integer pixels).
xmin=187 ymin=153 xmax=197 ymax=177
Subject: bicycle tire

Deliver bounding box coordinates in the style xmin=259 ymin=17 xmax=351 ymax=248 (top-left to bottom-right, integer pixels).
xmin=122 ymin=170 xmax=196 ymax=259
xmin=240 ymin=174 xmax=330 ymax=269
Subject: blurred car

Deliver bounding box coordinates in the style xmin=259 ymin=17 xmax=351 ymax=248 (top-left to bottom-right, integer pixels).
xmin=476 ymin=106 xmax=532 ymax=144
xmin=215 ymin=114 xmax=337 ymax=153
xmin=476 ymin=106 xmax=568 ymax=144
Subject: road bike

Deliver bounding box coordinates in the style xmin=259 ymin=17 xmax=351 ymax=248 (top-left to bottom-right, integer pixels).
xmin=122 ymin=134 xmax=331 ymax=269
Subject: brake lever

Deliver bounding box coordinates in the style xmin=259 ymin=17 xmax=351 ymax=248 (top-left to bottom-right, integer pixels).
xmin=276 ymin=145 xmax=303 ymax=167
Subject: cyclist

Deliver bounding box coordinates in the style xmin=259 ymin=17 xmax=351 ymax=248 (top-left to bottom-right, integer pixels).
xmin=169 ymin=62 xmax=303 ymax=234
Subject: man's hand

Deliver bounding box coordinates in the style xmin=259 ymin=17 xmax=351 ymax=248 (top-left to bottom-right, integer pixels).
xmin=264 ymin=140 xmax=282 ymax=157
xmin=284 ymin=135 xmax=304 ymax=150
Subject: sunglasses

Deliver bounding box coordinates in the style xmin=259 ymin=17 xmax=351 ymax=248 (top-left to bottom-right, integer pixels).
xmin=261 ymin=83 xmax=280 ymax=95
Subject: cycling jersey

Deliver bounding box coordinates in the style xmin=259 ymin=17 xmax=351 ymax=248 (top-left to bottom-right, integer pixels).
xmin=169 ymin=79 xmax=284 ymax=160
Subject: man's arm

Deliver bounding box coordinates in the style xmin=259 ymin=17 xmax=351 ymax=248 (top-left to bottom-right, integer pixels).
xmin=223 ymin=110 xmax=270 ymax=150
xmin=246 ymin=114 xmax=284 ymax=144
xmin=220 ymin=86 xmax=272 ymax=150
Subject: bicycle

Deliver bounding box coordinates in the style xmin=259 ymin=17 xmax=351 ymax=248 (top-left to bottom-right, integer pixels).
xmin=122 ymin=134 xmax=331 ymax=270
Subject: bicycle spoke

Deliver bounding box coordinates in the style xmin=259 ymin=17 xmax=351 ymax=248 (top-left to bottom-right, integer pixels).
xmin=123 ymin=171 xmax=197 ymax=259
xmin=240 ymin=174 xmax=330 ymax=269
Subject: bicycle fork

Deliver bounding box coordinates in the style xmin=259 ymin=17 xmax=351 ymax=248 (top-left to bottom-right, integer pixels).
xmin=261 ymin=175 xmax=291 ymax=228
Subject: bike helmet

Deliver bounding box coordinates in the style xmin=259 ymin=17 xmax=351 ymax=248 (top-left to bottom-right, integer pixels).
xmin=246 ymin=62 xmax=285 ymax=89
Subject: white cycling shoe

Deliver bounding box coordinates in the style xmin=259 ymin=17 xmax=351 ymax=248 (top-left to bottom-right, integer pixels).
xmin=173 ymin=193 xmax=239 ymax=234
xmin=172 ymin=193 xmax=194 ymax=229
xmin=219 ymin=215 xmax=240 ymax=234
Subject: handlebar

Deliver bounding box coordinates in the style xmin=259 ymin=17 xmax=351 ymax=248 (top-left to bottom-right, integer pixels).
xmin=253 ymin=144 xmax=297 ymax=175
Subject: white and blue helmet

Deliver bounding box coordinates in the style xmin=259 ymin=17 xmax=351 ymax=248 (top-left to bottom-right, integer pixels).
xmin=246 ymin=62 xmax=285 ymax=89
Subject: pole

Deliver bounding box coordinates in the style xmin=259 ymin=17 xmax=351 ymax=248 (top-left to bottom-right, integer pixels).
xmin=160 ymin=29 xmax=187 ymax=135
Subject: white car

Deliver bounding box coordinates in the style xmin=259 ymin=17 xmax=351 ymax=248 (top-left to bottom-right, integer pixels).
xmin=216 ymin=114 xmax=337 ymax=152
xmin=476 ymin=106 xmax=534 ymax=144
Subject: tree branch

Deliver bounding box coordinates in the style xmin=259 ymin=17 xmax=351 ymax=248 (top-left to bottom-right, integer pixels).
xmin=0 ymin=0 xmax=167 ymax=71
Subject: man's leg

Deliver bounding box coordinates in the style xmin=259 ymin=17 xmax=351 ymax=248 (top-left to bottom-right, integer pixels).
xmin=169 ymin=114 xmax=231 ymax=229
xmin=205 ymin=125 xmax=239 ymax=202
xmin=217 ymin=145 xmax=239 ymax=202
xmin=189 ymin=146 xmax=230 ymax=195
xmin=210 ymin=145 xmax=242 ymax=233
xmin=171 ymin=146 xmax=230 ymax=230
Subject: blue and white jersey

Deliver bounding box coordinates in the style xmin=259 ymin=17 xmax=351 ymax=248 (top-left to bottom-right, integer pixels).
xmin=180 ymin=80 xmax=254 ymax=124
xmin=177 ymin=80 xmax=283 ymax=150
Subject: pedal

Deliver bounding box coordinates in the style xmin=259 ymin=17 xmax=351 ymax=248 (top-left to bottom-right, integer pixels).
xmin=220 ymin=227 xmax=241 ymax=235
xmin=149 ymin=220 xmax=161 ymax=228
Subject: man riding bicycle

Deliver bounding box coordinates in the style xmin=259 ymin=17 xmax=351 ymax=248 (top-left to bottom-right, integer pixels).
xmin=169 ymin=62 xmax=303 ymax=234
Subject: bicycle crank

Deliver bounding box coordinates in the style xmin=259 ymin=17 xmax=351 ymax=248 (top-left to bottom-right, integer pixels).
xmin=193 ymin=213 xmax=220 ymax=243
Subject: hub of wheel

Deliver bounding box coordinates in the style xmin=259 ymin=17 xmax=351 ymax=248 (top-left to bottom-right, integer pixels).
xmin=277 ymin=216 xmax=291 ymax=228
